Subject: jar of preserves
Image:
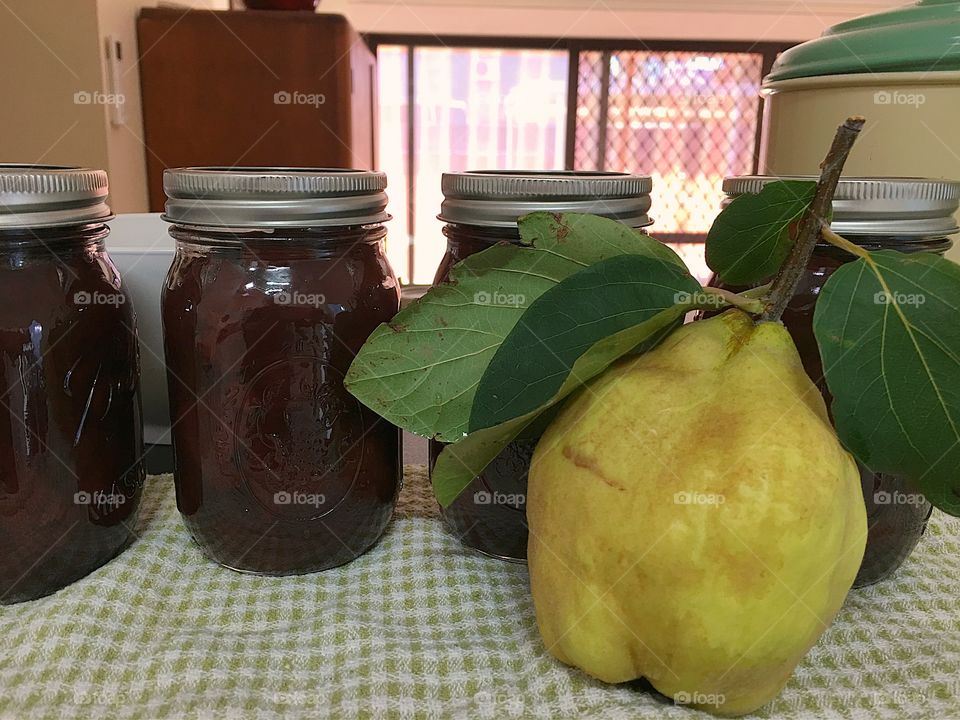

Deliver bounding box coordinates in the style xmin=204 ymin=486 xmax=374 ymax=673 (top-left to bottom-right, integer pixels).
xmin=716 ymin=176 xmax=960 ymax=586
xmin=432 ymin=171 xmax=654 ymax=562
xmin=161 ymin=168 xmax=401 ymax=574
xmin=0 ymin=165 xmax=144 ymax=603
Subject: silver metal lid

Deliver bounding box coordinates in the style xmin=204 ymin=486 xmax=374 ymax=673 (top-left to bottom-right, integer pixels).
xmin=162 ymin=167 xmax=390 ymax=228
xmin=722 ymin=176 xmax=960 ymax=237
xmin=439 ymin=171 xmax=654 ymax=228
xmin=0 ymin=164 xmax=112 ymax=229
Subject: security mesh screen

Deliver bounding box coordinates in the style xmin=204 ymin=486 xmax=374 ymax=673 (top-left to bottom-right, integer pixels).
xmin=573 ymin=51 xmax=606 ymax=172
xmin=573 ymin=50 xmax=765 ymax=239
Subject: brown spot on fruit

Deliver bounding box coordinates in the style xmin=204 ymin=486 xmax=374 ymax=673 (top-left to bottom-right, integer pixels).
xmin=562 ymin=444 xmax=625 ymax=491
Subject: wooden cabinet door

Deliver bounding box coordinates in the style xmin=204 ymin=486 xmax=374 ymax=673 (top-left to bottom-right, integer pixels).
xmin=138 ymin=9 xmax=376 ymax=212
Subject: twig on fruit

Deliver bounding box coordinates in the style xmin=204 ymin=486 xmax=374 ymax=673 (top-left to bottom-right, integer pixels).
xmin=759 ymin=116 xmax=866 ymax=323
xmin=739 ymin=283 xmax=772 ymax=300
xmin=700 ymin=286 xmax=765 ymax=314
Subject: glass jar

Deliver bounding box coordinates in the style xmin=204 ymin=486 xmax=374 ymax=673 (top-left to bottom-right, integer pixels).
xmin=161 ymin=168 xmax=400 ymax=574
xmin=432 ymin=170 xmax=655 ymax=562
xmin=716 ymin=176 xmax=960 ymax=586
xmin=0 ymin=165 xmax=144 ymax=603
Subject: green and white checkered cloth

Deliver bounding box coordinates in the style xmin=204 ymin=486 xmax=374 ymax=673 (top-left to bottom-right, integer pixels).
xmin=0 ymin=466 xmax=957 ymax=720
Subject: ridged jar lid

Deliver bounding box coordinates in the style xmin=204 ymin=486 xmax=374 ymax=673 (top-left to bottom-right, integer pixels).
xmin=0 ymin=164 xmax=112 ymax=229
xmin=162 ymin=167 xmax=390 ymax=228
xmin=439 ymin=171 xmax=654 ymax=228
xmin=722 ymin=176 xmax=960 ymax=237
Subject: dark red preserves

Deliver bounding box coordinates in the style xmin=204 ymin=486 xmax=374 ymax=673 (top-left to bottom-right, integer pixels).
xmin=431 ymin=171 xmax=654 ymax=561
xmin=161 ymin=168 xmax=400 ymax=574
xmin=710 ymin=175 xmax=960 ymax=586
xmin=0 ymin=165 xmax=144 ymax=603
xmin=710 ymin=238 xmax=947 ymax=587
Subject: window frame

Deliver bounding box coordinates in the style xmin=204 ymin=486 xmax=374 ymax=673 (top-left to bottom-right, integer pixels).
xmin=365 ymin=34 xmax=795 ymax=271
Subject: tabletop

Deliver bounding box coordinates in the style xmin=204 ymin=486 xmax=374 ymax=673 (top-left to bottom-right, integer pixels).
xmin=0 ymin=466 xmax=957 ymax=720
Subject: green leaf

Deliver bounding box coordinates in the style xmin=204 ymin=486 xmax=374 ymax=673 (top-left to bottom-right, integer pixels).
xmin=345 ymin=212 xmax=684 ymax=442
xmin=813 ymin=250 xmax=960 ymax=516
xmin=432 ymin=302 xmax=693 ymax=507
xmin=519 ymin=211 xmax=687 ymax=270
xmin=470 ymin=253 xmax=700 ymax=430
xmin=706 ymin=180 xmax=817 ymax=285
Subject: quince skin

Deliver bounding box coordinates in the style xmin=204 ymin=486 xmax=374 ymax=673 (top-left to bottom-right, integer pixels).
xmin=527 ymin=310 xmax=866 ymax=716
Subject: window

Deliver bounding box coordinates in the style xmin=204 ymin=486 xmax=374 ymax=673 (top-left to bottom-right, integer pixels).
xmin=378 ymin=45 xmax=569 ymax=284
xmin=374 ymin=38 xmax=789 ymax=285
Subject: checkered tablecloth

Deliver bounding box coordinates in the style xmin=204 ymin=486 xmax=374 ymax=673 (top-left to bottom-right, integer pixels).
xmin=1 ymin=466 xmax=957 ymax=720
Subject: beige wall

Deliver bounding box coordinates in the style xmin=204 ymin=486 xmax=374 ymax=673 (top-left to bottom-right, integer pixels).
xmin=330 ymin=0 xmax=903 ymax=41
xmin=0 ymin=0 xmax=228 ymax=213
xmin=0 ymin=0 xmax=108 ymax=173
xmin=94 ymin=0 xmax=230 ymax=212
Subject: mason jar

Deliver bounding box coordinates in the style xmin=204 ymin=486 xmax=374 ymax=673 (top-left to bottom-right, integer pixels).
xmin=716 ymin=176 xmax=960 ymax=586
xmin=0 ymin=165 xmax=144 ymax=603
xmin=431 ymin=170 xmax=654 ymax=562
xmin=161 ymin=168 xmax=401 ymax=574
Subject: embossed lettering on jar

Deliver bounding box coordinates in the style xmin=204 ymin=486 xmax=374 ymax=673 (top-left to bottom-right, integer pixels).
xmin=713 ymin=176 xmax=960 ymax=586
xmin=432 ymin=171 xmax=655 ymax=562
xmin=0 ymin=165 xmax=144 ymax=603
xmin=161 ymin=168 xmax=401 ymax=574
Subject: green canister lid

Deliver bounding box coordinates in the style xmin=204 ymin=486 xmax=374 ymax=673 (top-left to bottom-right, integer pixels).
xmin=765 ymin=0 xmax=960 ymax=82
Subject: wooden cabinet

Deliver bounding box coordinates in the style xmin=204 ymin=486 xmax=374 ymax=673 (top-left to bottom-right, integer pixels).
xmin=137 ymin=9 xmax=377 ymax=212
